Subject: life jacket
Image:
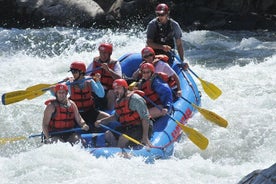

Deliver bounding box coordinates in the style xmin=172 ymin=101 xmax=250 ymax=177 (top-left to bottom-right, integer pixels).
xmin=91 ymin=57 xmax=117 ymax=90
xmin=137 ymin=64 xmax=176 ymax=91
xmin=69 ymin=80 xmax=94 ymax=112
xmin=153 ymin=19 xmax=174 ymax=55
xmin=48 ymin=100 xmax=75 ymax=131
xmin=115 ymin=91 xmax=141 ymax=127
xmin=156 ymin=71 xmax=177 ymax=90
xmin=138 ymin=74 xmax=163 ymax=107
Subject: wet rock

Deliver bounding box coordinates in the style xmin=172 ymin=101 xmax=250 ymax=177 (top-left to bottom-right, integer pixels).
xmin=0 ymin=0 xmax=275 ymax=30
xmin=238 ymin=163 xmax=276 ymax=184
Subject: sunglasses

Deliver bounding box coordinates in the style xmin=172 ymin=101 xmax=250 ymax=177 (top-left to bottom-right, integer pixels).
xmin=156 ymin=13 xmax=166 ymax=17
xmin=142 ymin=70 xmax=151 ymax=74
xmin=143 ymin=54 xmax=154 ymax=59
xmin=70 ymin=69 xmax=80 ymax=74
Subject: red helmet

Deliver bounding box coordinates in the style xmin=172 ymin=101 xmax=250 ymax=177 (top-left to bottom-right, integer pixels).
xmin=70 ymin=61 xmax=86 ymax=73
xmin=141 ymin=63 xmax=155 ymax=73
xmin=141 ymin=47 xmax=155 ymax=58
xmin=55 ymin=83 xmax=68 ymax=93
xmin=155 ymin=3 xmax=169 ymax=14
xmin=98 ymin=43 xmax=113 ymax=54
xmin=113 ymin=79 xmax=128 ymax=89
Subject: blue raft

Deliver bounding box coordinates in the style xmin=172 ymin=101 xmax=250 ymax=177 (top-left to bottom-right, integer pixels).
xmin=82 ymin=53 xmax=201 ymax=160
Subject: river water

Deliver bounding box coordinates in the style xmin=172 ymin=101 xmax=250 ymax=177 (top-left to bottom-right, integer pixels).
xmin=0 ymin=27 xmax=275 ymax=184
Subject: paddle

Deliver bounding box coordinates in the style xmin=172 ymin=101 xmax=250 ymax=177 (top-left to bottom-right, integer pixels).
xmin=188 ymin=68 xmax=222 ymax=100
xmin=0 ymin=128 xmax=82 ymax=145
xmin=2 ymin=77 xmax=98 ymax=105
xmin=180 ymin=96 xmax=228 ymax=128
xmin=2 ymin=67 xmax=101 ymax=105
xmin=2 ymin=82 xmax=63 ymax=105
xmin=141 ymin=94 xmax=209 ymax=150
xmin=100 ymin=124 xmax=144 ymax=146
xmin=172 ymin=52 xmax=222 ymax=100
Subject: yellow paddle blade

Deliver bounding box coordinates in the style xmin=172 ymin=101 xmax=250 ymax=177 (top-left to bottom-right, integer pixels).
xmin=187 ymin=68 xmax=222 ymax=100
xmin=26 ymin=83 xmax=52 ymax=92
xmin=2 ymin=90 xmax=27 ymax=98
xmin=2 ymin=83 xmax=53 ymax=105
xmin=2 ymin=91 xmax=29 ymax=105
xmin=0 ymin=136 xmax=26 ymax=145
xmin=128 ymin=82 xmax=137 ymax=91
xmin=199 ymin=78 xmax=222 ymax=100
xmin=192 ymin=104 xmax=228 ymax=128
xmin=26 ymin=90 xmax=48 ymax=100
xmin=175 ymin=120 xmax=209 ymax=150
xmin=26 ymin=84 xmax=52 ymax=100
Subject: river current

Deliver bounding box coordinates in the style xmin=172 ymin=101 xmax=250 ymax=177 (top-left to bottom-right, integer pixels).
xmin=0 ymin=27 xmax=275 ymax=184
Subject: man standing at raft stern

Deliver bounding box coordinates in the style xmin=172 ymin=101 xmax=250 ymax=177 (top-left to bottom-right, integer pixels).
xmin=95 ymin=79 xmax=152 ymax=148
xmin=146 ymin=3 xmax=186 ymax=67
xmin=42 ymin=84 xmax=89 ymax=145
xmin=87 ymin=43 xmax=122 ymax=111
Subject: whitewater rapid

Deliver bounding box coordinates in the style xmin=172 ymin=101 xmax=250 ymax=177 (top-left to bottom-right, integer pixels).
xmin=0 ymin=28 xmax=275 ymax=184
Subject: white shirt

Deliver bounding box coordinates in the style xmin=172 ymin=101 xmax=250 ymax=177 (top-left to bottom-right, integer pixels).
xmin=154 ymin=61 xmax=176 ymax=77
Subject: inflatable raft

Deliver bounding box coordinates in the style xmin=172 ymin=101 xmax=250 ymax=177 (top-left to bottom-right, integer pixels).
xmin=82 ymin=53 xmax=201 ymax=160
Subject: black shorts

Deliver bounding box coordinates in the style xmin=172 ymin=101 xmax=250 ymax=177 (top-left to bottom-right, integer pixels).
xmin=94 ymin=92 xmax=108 ymax=110
xmin=80 ymin=107 xmax=101 ymax=132
xmin=54 ymin=132 xmax=74 ymax=142
xmin=115 ymin=124 xmax=152 ymax=147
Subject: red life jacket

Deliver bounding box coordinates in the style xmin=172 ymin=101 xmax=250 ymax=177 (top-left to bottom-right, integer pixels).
xmin=138 ymin=74 xmax=162 ymax=107
xmin=115 ymin=91 xmax=141 ymax=127
xmin=48 ymin=100 xmax=75 ymax=131
xmin=69 ymin=80 xmax=94 ymax=112
xmin=91 ymin=57 xmax=117 ymax=90
xmin=155 ymin=71 xmax=177 ymax=89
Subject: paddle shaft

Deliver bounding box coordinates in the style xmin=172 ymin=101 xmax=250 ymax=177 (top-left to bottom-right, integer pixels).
xmin=29 ymin=128 xmax=83 ymax=138
xmin=0 ymin=128 xmax=83 ymax=145
xmin=99 ymin=124 xmax=144 ymax=146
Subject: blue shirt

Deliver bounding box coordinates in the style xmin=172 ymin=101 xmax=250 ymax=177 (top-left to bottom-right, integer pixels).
xmin=66 ymin=77 xmax=104 ymax=97
xmin=151 ymin=77 xmax=173 ymax=110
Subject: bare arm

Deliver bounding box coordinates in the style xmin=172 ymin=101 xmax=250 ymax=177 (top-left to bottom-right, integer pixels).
xmin=172 ymin=73 xmax=182 ymax=97
xmin=129 ymin=94 xmax=152 ymax=146
xmin=42 ymin=104 xmax=55 ymax=139
xmin=141 ymin=118 xmax=151 ymax=145
xmin=95 ymin=114 xmax=117 ymax=128
xmin=70 ymin=100 xmax=89 ymax=130
xmin=175 ymin=38 xmax=184 ymax=61
xmin=132 ymin=68 xmax=140 ymax=80
xmin=101 ymin=62 xmax=122 ymax=79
